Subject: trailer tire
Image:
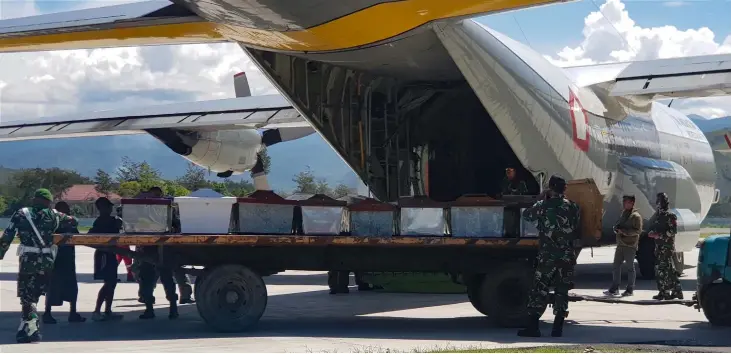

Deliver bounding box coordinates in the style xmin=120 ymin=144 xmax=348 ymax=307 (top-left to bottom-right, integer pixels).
xmin=702 ymin=283 xmax=731 ymax=326
xmin=196 ymin=265 xmax=268 ymax=333
xmin=479 ymin=262 xmax=539 ymax=328
xmin=466 ymin=275 xmax=488 ymax=316
xmin=636 ymin=236 xmax=655 ymax=280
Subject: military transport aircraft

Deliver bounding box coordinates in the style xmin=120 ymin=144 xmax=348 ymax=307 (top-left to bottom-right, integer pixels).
xmin=0 ymin=0 xmax=730 ymax=277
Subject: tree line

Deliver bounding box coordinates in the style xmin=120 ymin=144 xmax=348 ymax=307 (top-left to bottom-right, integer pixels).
xmin=0 ymin=154 xmax=356 ymax=217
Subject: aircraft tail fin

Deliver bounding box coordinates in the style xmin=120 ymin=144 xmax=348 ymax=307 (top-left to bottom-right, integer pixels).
xmin=234 ymin=72 xmax=252 ymax=98
xmin=0 ymin=0 xmax=226 ymax=53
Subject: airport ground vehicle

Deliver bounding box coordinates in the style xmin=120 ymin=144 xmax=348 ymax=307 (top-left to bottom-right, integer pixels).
xmin=52 ymin=179 xmax=604 ymax=333
xmin=694 ymin=234 xmax=731 ymax=326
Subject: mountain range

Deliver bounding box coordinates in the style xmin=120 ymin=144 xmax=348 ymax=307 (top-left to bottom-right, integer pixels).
xmin=0 ymin=114 xmax=728 ymax=191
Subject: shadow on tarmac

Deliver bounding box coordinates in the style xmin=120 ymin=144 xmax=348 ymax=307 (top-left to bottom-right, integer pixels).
xmin=0 ymin=261 xmax=716 ymax=346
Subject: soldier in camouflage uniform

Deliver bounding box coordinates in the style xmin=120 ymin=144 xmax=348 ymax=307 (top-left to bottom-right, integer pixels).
xmin=501 ymin=167 xmax=529 ymax=196
xmin=647 ymin=192 xmax=683 ymax=300
xmin=0 ymin=189 xmax=78 ymax=343
xmin=518 ymin=175 xmax=580 ymax=338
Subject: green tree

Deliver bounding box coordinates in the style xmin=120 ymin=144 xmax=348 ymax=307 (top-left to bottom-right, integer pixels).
xmin=11 ymin=167 xmax=91 ymax=201
xmin=94 ymin=169 xmax=115 ymax=196
xmin=332 ymin=184 xmax=354 ymax=199
xmin=165 ymin=183 xmax=190 ymax=197
xmin=177 ymin=163 xmax=208 ymax=191
xmin=293 ymin=167 xmax=317 ymax=194
xmin=0 ymin=196 xmax=7 ymax=215
xmin=116 ymin=156 xmax=162 ymax=189
xmin=257 ymin=148 xmax=271 ymax=175
xmin=117 ymin=181 xmax=142 ymax=198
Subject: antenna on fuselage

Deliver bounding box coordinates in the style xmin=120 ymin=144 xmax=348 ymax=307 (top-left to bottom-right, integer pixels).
xmin=234 ymin=72 xmax=252 ymax=98
xmin=668 ymin=99 xmax=674 ymax=108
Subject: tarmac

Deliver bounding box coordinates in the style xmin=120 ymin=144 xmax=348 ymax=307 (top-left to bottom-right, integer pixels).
xmin=0 ymin=243 xmax=729 ymax=353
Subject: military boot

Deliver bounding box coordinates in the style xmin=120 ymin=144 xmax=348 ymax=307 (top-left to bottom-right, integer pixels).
xmin=652 ymin=292 xmax=670 ymax=300
xmin=551 ymin=315 xmax=565 ymax=337
xmin=670 ymin=290 xmax=684 ymax=300
xmin=139 ymin=303 xmax=155 ymax=320
xmin=169 ymin=301 xmax=179 ymax=320
xmin=517 ymin=315 xmax=541 ymax=337
xmin=16 ymin=317 xmax=41 ymax=344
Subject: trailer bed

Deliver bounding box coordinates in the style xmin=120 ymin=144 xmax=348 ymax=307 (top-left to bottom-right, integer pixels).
xmin=53 ymin=233 xmax=539 ymax=248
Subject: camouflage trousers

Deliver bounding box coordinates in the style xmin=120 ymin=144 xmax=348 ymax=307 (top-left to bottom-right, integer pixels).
xmin=655 ymin=247 xmax=682 ymax=294
xmin=527 ymin=257 xmax=575 ymax=318
xmin=17 ymin=271 xmax=51 ymax=320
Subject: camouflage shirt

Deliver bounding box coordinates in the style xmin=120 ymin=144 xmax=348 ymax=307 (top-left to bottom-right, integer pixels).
xmin=648 ymin=210 xmax=677 ymax=249
xmin=0 ymin=206 xmax=78 ymax=273
xmin=522 ymin=195 xmax=581 ymax=259
xmin=501 ymin=178 xmax=529 ymax=196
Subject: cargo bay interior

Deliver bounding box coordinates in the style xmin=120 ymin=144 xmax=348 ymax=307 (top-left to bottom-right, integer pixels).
xmin=245 ymin=28 xmax=539 ymax=203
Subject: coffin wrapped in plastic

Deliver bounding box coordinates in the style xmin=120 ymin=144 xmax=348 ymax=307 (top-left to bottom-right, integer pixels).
xmin=398 ymin=197 xmax=449 ymax=236
xmin=175 ymin=189 xmax=236 ymax=234
xmin=450 ymin=195 xmax=504 ymax=237
xmin=520 ymin=207 xmax=540 ymax=238
xmin=120 ymin=198 xmax=172 ymax=233
xmin=343 ymin=196 xmax=397 ymax=237
xmin=236 ymin=190 xmax=297 ymax=235
xmin=289 ymin=194 xmax=346 ymax=235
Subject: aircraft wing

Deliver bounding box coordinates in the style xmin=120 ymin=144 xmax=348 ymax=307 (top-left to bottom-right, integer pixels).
xmin=0 ymin=0 xmax=225 ymax=53
xmin=564 ymin=53 xmax=731 ymax=100
xmin=0 ymin=94 xmax=311 ymax=142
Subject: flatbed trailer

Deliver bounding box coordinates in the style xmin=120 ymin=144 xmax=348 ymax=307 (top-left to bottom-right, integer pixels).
xmin=53 ymin=233 xmax=546 ymax=332
xmin=50 ymin=180 xmax=606 ymax=333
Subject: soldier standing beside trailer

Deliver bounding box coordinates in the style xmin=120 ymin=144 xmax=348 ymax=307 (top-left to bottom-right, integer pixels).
xmin=517 ymin=175 xmax=580 ymax=338
xmin=501 ymin=167 xmax=529 ymax=196
xmin=0 ymin=189 xmax=78 ymax=343
xmin=604 ymin=195 xmax=642 ymax=297
xmin=648 ymin=192 xmax=683 ymax=300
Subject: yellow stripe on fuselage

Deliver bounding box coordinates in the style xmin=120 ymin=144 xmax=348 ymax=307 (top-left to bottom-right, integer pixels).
xmin=0 ymin=0 xmax=562 ymax=53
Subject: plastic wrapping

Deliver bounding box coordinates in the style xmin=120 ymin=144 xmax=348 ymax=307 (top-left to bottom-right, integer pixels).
xmin=451 ymin=206 xmax=504 ymax=237
xmin=237 ymin=190 xmax=296 ymax=235
xmin=520 ymin=208 xmax=540 ymax=238
xmin=120 ymin=199 xmax=171 ymax=233
xmin=399 ymin=208 xmax=446 ymax=236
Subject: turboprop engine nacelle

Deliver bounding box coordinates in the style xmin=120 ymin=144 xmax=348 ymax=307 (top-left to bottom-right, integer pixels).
xmin=182 ymin=128 xmax=263 ymax=175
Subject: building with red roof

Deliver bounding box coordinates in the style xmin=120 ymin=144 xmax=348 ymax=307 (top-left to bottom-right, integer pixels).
xmin=60 ymin=184 xmax=121 ymax=216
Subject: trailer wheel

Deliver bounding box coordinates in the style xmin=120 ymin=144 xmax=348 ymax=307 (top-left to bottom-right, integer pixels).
xmin=479 ymin=262 xmax=539 ymax=328
xmin=636 ymin=236 xmax=655 ymax=280
xmin=702 ymin=283 xmax=731 ymax=326
xmin=466 ymin=275 xmax=488 ymax=316
xmin=196 ymin=265 xmax=268 ymax=333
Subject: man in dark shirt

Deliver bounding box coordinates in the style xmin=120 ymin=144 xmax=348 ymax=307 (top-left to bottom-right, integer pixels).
xmin=90 ymin=197 xmax=124 ymax=322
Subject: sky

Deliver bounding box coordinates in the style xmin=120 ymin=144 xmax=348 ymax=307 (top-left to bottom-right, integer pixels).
xmin=0 ymin=0 xmax=729 ymax=122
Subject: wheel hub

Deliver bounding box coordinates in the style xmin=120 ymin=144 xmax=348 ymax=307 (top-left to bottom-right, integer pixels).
xmin=217 ymin=282 xmax=247 ymax=311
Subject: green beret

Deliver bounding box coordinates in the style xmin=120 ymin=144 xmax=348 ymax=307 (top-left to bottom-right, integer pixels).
xmin=34 ymin=188 xmax=53 ymax=201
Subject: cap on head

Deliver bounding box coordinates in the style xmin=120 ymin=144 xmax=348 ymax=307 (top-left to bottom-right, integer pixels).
xmin=622 ymin=195 xmax=636 ymax=203
xmin=34 ymin=188 xmax=53 ymax=201
xmin=548 ymin=174 xmax=566 ymax=193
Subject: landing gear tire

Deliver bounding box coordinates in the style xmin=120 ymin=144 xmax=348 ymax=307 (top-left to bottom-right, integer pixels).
xmin=636 ymin=236 xmax=655 ymax=280
xmin=196 ymin=265 xmax=268 ymax=333
xmin=467 ymin=262 xmax=542 ymax=328
xmin=674 ymin=252 xmax=685 ymax=277
xmin=702 ymin=283 xmax=731 ymax=326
